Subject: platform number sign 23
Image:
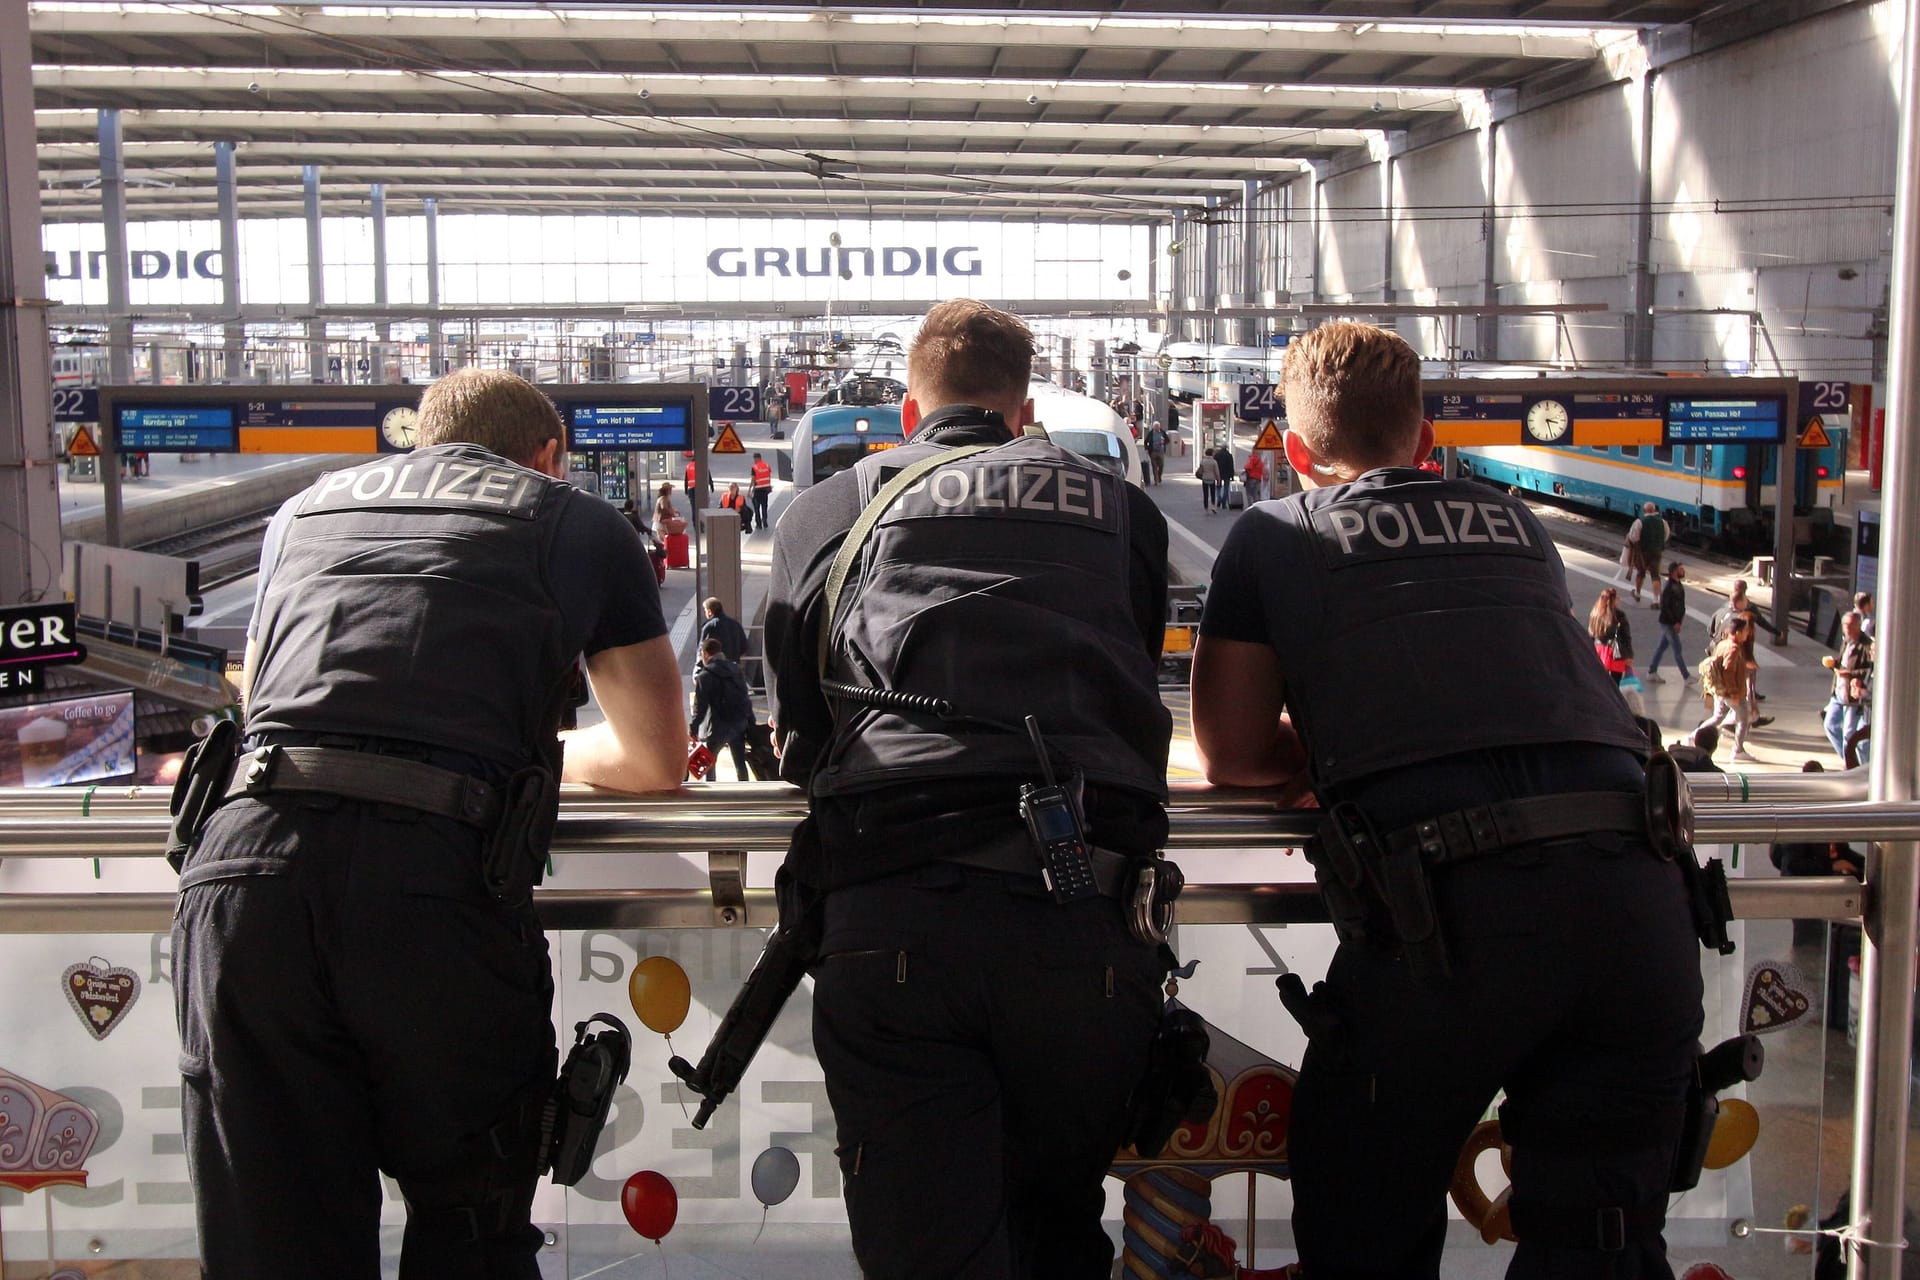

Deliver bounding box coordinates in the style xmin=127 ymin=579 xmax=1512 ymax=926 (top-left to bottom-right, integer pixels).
xmin=1237 ymin=383 xmax=1282 ymax=421
xmin=708 ymin=386 xmax=761 ymax=421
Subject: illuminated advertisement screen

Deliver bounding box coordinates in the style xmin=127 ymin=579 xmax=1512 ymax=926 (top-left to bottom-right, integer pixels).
xmin=1664 ymin=397 xmax=1787 ymax=444
xmin=116 ymin=405 xmax=238 ymax=452
xmin=567 ymin=403 xmax=693 ymax=450
xmin=0 ymin=690 xmax=136 ymax=787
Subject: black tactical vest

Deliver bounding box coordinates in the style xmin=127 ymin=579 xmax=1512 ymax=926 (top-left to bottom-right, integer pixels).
xmin=1253 ymin=468 xmax=1648 ymax=789
xmin=244 ymin=443 xmax=571 ymax=772
xmin=816 ymin=429 xmax=1170 ymax=800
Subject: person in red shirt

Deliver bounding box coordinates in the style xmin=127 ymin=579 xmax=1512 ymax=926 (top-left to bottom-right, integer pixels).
xmin=1243 ymin=450 xmax=1267 ymax=503
xmin=750 ymin=452 xmax=774 ymax=531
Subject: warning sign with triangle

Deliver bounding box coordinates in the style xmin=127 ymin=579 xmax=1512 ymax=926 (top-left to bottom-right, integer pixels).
xmin=712 ymin=423 xmax=746 ymax=455
xmin=1799 ymin=417 xmax=1832 ymax=449
xmin=1252 ymin=422 xmax=1286 ymax=452
xmin=67 ymin=425 xmax=100 ymax=457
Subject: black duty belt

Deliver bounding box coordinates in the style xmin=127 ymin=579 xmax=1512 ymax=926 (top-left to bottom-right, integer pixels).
xmin=1374 ymin=792 xmax=1650 ymax=868
xmin=222 ymin=744 xmax=503 ymax=829
xmin=942 ymin=832 xmax=1136 ymax=899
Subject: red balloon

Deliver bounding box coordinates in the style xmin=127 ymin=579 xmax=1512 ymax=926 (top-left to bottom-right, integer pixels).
xmin=620 ymin=1170 xmax=678 ymax=1241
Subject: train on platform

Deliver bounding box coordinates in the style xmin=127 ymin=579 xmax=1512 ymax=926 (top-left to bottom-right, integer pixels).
xmin=1165 ymin=342 xmax=1272 ymax=403
xmin=789 ymin=403 xmax=906 ymax=489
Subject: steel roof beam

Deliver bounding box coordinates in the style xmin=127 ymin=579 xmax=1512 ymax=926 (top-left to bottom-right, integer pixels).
xmin=32 ymin=108 xmax=1376 ymax=152
xmin=31 ymin=66 xmax=1467 ymax=117
xmin=24 ymin=7 xmax=1610 ymax=65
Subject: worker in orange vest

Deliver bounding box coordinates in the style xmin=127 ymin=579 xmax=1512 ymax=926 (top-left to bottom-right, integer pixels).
xmin=750 ymin=452 xmax=773 ymax=531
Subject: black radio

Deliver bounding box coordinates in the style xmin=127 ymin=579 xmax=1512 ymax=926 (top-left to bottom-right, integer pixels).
xmin=1019 ymin=716 xmax=1099 ymax=905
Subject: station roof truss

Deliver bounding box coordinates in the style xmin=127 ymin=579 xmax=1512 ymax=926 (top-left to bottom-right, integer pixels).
xmin=27 ymin=1 xmax=1723 ymax=226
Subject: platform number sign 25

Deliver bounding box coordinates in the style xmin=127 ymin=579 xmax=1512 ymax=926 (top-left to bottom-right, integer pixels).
xmin=1237 ymin=383 xmax=1282 ymax=421
xmin=708 ymin=386 xmax=761 ymax=421
xmin=1802 ymin=381 xmax=1849 ymax=413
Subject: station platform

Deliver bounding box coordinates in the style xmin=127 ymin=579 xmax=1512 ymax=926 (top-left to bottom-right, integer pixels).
xmin=58 ymin=451 xmax=344 ymax=546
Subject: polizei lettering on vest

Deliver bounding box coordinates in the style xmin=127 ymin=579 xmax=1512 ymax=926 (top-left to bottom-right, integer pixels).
xmin=300 ymin=459 xmax=542 ymax=518
xmin=1314 ymin=495 xmax=1540 ymax=568
xmin=893 ymin=461 xmax=1114 ymax=527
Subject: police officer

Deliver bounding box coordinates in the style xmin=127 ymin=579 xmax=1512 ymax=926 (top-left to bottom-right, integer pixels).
xmin=173 ymin=368 xmax=686 ymax=1278
xmin=764 ymin=299 xmax=1172 ymax=1278
xmin=1190 ymin=322 xmax=1703 ymax=1279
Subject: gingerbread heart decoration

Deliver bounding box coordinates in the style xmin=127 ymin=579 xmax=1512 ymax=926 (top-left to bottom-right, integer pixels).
xmin=1742 ymin=960 xmax=1812 ymax=1035
xmin=62 ymin=957 xmax=140 ymax=1041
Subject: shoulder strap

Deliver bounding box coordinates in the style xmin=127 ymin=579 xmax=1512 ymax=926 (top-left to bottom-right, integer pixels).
xmin=817 ymin=444 xmax=994 ymax=677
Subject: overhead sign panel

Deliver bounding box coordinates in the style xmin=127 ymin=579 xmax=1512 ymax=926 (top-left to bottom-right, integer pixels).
xmin=567 ymin=403 xmax=694 ymax=451
xmin=1664 ymin=397 xmax=1785 ymax=445
xmin=115 ymin=405 xmax=238 ymax=453
xmin=1237 ymin=383 xmax=1282 ymax=421
xmin=708 ymin=386 xmax=761 ymax=421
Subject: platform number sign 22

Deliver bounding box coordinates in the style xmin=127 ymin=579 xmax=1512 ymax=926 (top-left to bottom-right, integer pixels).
xmin=1237 ymin=383 xmax=1282 ymax=421
xmin=708 ymin=386 xmax=761 ymax=421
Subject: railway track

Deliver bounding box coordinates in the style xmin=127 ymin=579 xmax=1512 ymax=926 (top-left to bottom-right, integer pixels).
xmin=136 ymin=507 xmax=274 ymax=591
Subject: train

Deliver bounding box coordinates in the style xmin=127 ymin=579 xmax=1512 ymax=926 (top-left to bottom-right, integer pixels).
xmin=1029 ymin=382 xmax=1148 ymax=487
xmin=1164 ymin=342 xmax=1273 ymax=404
xmin=788 ymin=403 xmax=906 ymax=489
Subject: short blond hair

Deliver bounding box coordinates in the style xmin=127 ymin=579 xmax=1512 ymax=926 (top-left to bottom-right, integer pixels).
xmin=908 ymin=299 xmax=1035 ymax=409
xmin=1281 ymin=321 xmax=1423 ymax=471
xmin=416 ymin=368 xmax=563 ymax=465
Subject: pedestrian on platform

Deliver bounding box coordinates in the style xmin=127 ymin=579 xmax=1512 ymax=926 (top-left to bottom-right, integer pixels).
xmin=690 ymin=636 xmax=752 ymax=782
xmin=1643 ymin=563 xmax=1693 ymax=684
xmin=1196 ymin=449 xmax=1221 ymax=513
xmin=1822 ymin=609 xmax=1873 ymax=763
xmin=1697 ymin=615 xmax=1759 ymax=761
xmin=1589 ymin=587 xmax=1635 ymax=685
xmin=1191 ymin=320 xmax=1703 ymax=1280
xmin=1624 ymin=501 xmax=1668 ymax=602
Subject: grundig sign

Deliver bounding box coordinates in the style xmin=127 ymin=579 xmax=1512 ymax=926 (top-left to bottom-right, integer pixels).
xmin=46 ymin=250 xmax=225 ymax=282
xmin=707 ymin=246 xmax=983 ymax=279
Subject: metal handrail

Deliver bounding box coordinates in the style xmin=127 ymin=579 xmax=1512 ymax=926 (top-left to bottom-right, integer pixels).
xmin=0 ymin=777 xmax=1876 ymax=933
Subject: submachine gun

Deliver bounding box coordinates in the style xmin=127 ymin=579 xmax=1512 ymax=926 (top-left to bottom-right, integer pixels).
xmin=668 ymin=911 xmax=819 ymax=1130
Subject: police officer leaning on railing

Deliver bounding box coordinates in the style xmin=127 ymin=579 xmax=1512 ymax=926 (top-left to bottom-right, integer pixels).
xmin=763 ymin=298 xmax=1174 ymax=1278
xmin=168 ymin=368 xmax=686 ymax=1279
xmin=1191 ymin=321 xmax=1705 ymax=1280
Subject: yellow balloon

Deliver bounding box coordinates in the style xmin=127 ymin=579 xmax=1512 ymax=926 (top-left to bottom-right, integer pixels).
xmin=1704 ymin=1098 xmax=1761 ymax=1170
xmin=628 ymin=956 xmax=691 ymax=1036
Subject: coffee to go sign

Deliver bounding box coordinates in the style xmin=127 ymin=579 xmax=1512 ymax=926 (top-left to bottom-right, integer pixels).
xmin=0 ymin=602 xmax=87 ymax=691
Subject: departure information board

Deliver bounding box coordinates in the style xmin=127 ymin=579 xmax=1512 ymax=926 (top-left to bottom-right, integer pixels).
xmin=115 ymin=405 xmax=238 ymax=452
xmin=567 ymin=403 xmax=693 ymax=451
xmin=1664 ymin=397 xmax=1786 ymax=444
xmin=1424 ymin=387 xmax=1785 ymax=449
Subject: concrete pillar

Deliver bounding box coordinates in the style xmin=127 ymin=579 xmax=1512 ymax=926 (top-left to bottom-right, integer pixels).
xmin=303 ymin=165 xmax=325 ymax=382
xmin=216 ymin=141 xmax=243 ymax=382
xmin=425 ymin=196 xmax=444 ymax=375
xmin=1380 ymin=150 xmax=1396 ymax=308
xmin=1202 ymin=195 xmax=1220 ymax=345
xmin=1308 ymin=166 xmax=1324 ymax=306
xmin=1241 ymin=178 xmax=1261 ymax=347
xmin=1481 ymin=124 xmax=1501 ymax=363
xmin=98 ymin=108 xmax=130 ymax=545
xmin=371 ymin=182 xmax=390 ymax=384
xmin=0 ymin=0 xmax=62 ymax=602
xmin=1092 ymin=339 xmax=1108 ymax=401
xmin=1146 ymin=221 xmax=1161 ymax=334
xmin=1627 ymin=67 xmax=1657 ymax=368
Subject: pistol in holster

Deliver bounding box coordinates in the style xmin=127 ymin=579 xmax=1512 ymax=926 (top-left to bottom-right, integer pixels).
xmin=1310 ymin=802 xmax=1452 ymax=981
xmin=482 ymin=765 xmax=558 ymax=910
xmin=1671 ymin=1034 xmax=1764 ymax=1192
xmin=166 ymin=718 xmax=239 ymax=872
xmin=540 ymin=1013 xmax=632 ymax=1186
xmin=1123 ymin=1003 xmax=1217 ymax=1159
xmin=1646 ymin=752 xmax=1735 ymax=955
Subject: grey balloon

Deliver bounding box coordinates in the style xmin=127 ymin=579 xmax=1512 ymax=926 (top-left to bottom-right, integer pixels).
xmin=750 ymin=1145 xmax=801 ymax=1207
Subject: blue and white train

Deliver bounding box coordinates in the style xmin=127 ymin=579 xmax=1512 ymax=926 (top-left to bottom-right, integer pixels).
xmin=1456 ymin=420 xmax=1850 ymax=553
xmin=788 ymin=403 xmax=906 ymax=489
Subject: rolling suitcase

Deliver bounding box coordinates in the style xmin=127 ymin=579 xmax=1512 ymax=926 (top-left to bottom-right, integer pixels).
xmin=1226 ymin=478 xmax=1247 ymax=510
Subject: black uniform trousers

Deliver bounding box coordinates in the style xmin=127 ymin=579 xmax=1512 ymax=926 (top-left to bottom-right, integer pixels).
xmin=1288 ymin=838 xmax=1704 ymax=1280
xmin=811 ymin=862 xmax=1164 ymax=1279
xmin=172 ymin=794 xmax=556 ymax=1279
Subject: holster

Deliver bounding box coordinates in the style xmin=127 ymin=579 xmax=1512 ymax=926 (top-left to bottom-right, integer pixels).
xmin=1646 ymin=752 xmax=1735 ymax=955
xmin=1124 ymin=1003 xmax=1217 ymax=1159
xmin=482 ymin=765 xmax=557 ymax=909
xmin=1671 ymin=1035 xmax=1764 ymax=1192
xmin=1304 ymin=802 xmax=1380 ymax=945
xmin=166 ymin=718 xmax=239 ymax=872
